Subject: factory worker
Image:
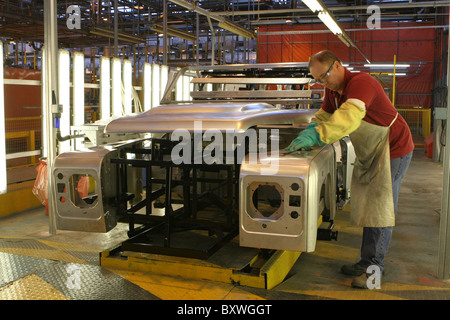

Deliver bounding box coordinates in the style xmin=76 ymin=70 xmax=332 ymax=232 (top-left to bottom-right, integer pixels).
xmin=286 ymin=50 xmax=414 ymax=289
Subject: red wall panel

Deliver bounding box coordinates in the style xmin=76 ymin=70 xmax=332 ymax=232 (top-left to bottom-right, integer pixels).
xmin=4 ymin=68 xmax=42 ymax=118
xmin=257 ymin=22 xmax=436 ymax=108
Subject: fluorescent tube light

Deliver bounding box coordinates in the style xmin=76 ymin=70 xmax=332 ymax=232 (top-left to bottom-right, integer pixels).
xmin=175 ymin=68 xmax=183 ymax=102
xmin=143 ymin=63 xmax=152 ymax=111
xmin=41 ymin=47 xmax=48 ymax=158
xmin=58 ymin=50 xmax=71 ymax=152
xmin=302 ymin=0 xmax=323 ymax=13
xmin=122 ymin=59 xmax=132 ymax=114
xmin=0 ymin=42 xmax=7 ymax=194
xmin=151 ymin=64 xmax=161 ymax=108
xmin=73 ymin=52 xmax=84 ymax=127
xmin=160 ymin=65 xmax=169 ymax=103
xmin=100 ymin=57 xmax=110 ymax=119
xmin=73 ymin=52 xmax=85 ymax=149
xmin=184 ymin=76 xmax=192 ymax=101
xmin=318 ymin=12 xmax=342 ymax=35
xmin=111 ymin=58 xmax=122 ymax=116
xmin=365 ymin=64 xmax=410 ymax=68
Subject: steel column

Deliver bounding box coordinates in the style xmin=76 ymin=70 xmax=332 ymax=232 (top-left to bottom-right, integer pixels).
xmin=437 ymin=8 xmax=450 ymax=280
xmin=43 ymin=0 xmax=59 ymax=235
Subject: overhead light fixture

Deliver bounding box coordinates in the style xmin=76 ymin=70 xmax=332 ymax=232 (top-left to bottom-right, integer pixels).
xmin=301 ymin=0 xmax=370 ymax=63
xmin=338 ymin=34 xmax=350 ymax=47
xmin=365 ymin=64 xmax=410 ymax=68
xmin=90 ymin=27 xmax=146 ymax=44
xmin=0 ymin=42 xmax=7 ymax=194
xmin=150 ymin=24 xmax=197 ymax=42
xmin=168 ymin=0 xmax=255 ymax=39
xmin=318 ymin=12 xmax=342 ymax=35
xmin=218 ymin=21 xmax=255 ymax=39
xmin=302 ymin=0 xmax=323 ymax=13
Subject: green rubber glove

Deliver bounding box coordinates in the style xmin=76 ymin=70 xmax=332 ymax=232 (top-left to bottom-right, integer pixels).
xmin=285 ymin=122 xmax=324 ymax=152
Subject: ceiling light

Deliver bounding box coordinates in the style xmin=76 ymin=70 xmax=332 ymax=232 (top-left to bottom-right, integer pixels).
xmin=218 ymin=21 xmax=255 ymax=39
xmin=150 ymin=24 xmax=197 ymax=42
xmin=365 ymin=64 xmax=410 ymax=68
xmin=318 ymin=12 xmax=342 ymax=35
xmin=302 ymin=0 xmax=323 ymax=13
xmin=338 ymin=34 xmax=350 ymax=47
xmin=90 ymin=27 xmax=146 ymax=44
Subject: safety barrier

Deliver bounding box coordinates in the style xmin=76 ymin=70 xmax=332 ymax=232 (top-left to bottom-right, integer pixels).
xmin=5 ymin=117 xmax=41 ymax=169
xmin=397 ymin=107 xmax=431 ymax=147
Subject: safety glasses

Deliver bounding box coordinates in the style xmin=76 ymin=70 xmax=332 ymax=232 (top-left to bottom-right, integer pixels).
xmin=316 ymin=60 xmax=336 ymax=84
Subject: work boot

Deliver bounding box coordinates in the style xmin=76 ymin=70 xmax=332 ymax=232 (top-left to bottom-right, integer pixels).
xmin=340 ymin=263 xmax=366 ymax=276
xmin=351 ymin=272 xmax=382 ymax=289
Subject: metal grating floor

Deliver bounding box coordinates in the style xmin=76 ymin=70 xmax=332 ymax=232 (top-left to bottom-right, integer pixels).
xmin=0 ymin=250 xmax=158 ymax=300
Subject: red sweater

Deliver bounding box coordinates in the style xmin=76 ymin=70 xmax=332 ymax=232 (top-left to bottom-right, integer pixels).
xmin=321 ymin=69 xmax=414 ymax=159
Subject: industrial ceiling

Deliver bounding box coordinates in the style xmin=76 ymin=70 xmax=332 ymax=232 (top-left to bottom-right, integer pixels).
xmin=0 ymin=0 xmax=448 ymax=48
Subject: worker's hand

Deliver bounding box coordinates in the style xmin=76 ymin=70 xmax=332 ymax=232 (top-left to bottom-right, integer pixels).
xmin=285 ymin=122 xmax=324 ymax=152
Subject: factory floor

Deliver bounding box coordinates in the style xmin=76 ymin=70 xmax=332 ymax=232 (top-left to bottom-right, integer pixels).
xmin=0 ymin=150 xmax=449 ymax=303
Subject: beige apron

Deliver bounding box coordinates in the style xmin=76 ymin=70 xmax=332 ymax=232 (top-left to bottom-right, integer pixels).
xmin=348 ymin=116 xmax=397 ymax=227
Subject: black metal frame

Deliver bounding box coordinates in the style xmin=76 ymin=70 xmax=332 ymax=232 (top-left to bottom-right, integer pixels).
xmin=111 ymin=137 xmax=240 ymax=260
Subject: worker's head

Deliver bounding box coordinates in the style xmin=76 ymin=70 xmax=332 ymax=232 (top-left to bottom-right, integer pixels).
xmin=309 ymin=50 xmax=346 ymax=93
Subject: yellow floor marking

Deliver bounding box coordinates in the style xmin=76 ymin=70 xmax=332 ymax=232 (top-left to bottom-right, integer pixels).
xmin=0 ymin=247 xmax=87 ymax=264
xmin=312 ymin=241 xmax=361 ymax=262
xmin=108 ymin=268 xmax=265 ymax=300
xmin=292 ymin=289 xmax=405 ymax=300
xmin=0 ymin=274 xmax=69 ymax=300
xmin=380 ymin=282 xmax=450 ymax=291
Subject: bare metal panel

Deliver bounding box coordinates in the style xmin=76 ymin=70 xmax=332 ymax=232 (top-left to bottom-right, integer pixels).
xmin=52 ymin=139 xmax=144 ymax=232
xmin=105 ymin=103 xmax=316 ymax=133
xmin=191 ymin=77 xmax=312 ymax=85
xmin=190 ymin=90 xmax=312 ymax=99
xmin=239 ymin=145 xmax=336 ymax=252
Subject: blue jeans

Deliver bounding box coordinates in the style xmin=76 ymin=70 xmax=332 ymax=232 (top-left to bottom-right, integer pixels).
xmin=359 ymin=151 xmax=413 ymax=271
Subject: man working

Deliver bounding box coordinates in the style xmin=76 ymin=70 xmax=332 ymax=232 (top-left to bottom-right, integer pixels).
xmin=286 ymin=50 xmax=414 ymax=289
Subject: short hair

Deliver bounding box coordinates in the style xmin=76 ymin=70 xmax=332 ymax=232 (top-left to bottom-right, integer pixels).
xmin=309 ymin=50 xmax=342 ymax=68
